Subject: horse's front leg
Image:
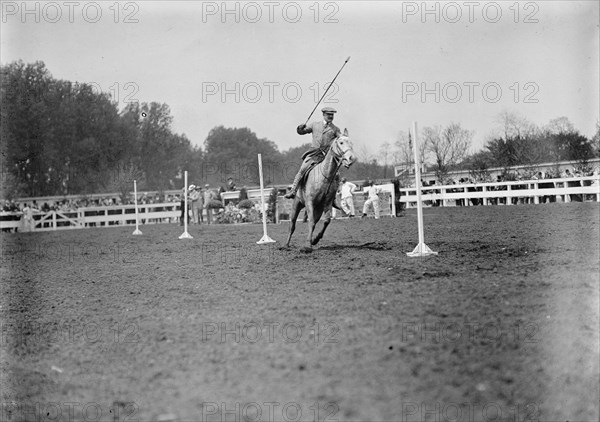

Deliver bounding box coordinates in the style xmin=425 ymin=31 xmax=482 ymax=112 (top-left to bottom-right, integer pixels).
xmin=300 ymin=210 xmax=317 ymax=253
xmin=285 ymin=199 xmax=304 ymax=248
xmin=312 ymin=208 xmax=330 ymax=246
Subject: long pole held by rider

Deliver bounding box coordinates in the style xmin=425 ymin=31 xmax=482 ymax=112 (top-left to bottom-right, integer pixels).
xmin=304 ymin=56 xmax=350 ymax=126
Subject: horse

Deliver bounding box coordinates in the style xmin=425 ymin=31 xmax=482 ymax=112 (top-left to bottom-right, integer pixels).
xmin=284 ymin=129 xmax=356 ymax=252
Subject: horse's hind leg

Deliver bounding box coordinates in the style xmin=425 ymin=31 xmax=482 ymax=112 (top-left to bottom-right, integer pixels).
xmin=285 ymin=199 xmax=304 ymax=248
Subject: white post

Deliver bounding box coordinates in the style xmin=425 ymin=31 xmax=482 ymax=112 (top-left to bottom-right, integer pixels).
xmin=179 ymin=171 xmax=193 ymax=239
xmin=132 ymin=180 xmax=142 ymax=235
xmin=407 ymin=122 xmax=438 ymax=257
xmin=256 ymin=153 xmax=276 ymax=244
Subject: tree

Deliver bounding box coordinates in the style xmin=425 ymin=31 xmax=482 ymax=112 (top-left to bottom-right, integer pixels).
xmin=378 ymin=142 xmax=392 ymax=179
xmin=120 ymin=102 xmax=194 ymax=191
xmin=483 ymin=112 xmax=546 ymax=169
xmin=105 ymin=161 xmax=145 ymax=203
xmin=559 ymin=132 xmax=595 ymax=173
xmin=423 ymin=123 xmax=473 ymax=182
xmin=464 ymin=150 xmax=494 ymax=182
xmin=592 ymin=121 xmax=600 ymax=158
xmin=393 ymin=130 xmax=415 ymax=168
xmin=1 ymin=60 xmax=54 ymax=196
xmin=496 ymin=110 xmax=537 ymax=140
xmin=203 ymin=126 xmax=282 ymax=186
xmin=2 ymin=60 xmax=143 ymax=196
xmin=544 ymin=116 xmax=575 ymax=135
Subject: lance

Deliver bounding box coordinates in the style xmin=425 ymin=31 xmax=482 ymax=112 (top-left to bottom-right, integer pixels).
xmin=304 ymin=56 xmax=350 ymax=125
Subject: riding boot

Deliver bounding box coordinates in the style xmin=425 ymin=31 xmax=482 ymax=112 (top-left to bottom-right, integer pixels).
xmin=285 ymin=166 xmax=307 ymax=199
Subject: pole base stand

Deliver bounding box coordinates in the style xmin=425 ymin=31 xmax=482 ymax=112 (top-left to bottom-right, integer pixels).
xmin=406 ymin=242 xmax=438 ymax=257
xmin=179 ymin=231 xmax=193 ymax=239
xmin=257 ymin=235 xmax=276 ymax=244
xmin=132 ymin=229 xmax=143 ymax=235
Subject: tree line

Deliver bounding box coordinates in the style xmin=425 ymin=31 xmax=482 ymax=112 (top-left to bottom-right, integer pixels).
xmin=2 ymin=60 xmax=599 ymax=199
xmin=388 ymin=112 xmax=599 ymax=184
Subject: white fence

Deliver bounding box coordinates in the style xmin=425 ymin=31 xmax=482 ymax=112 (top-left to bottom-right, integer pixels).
xmin=2 ymin=176 xmax=598 ymax=232
xmin=0 ymin=189 xmax=275 ymax=232
xmin=1 ymin=203 xmax=182 ymax=232
xmin=399 ymin=175 xmax=600 ymax=207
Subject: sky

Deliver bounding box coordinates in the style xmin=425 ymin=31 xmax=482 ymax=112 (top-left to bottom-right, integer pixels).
xmin=2 ymin=0 xmax=599 ymax=157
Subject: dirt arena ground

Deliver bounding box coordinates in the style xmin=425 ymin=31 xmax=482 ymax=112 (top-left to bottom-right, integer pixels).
xmin=1 ymin=203 xmax=599 ymax=422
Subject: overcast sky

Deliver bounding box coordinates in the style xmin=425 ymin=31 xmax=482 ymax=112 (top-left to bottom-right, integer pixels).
xmin=2 ymin=1 xmax=598 ymax=156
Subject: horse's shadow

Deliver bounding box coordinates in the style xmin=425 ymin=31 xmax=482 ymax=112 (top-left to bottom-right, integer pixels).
xmin=280 ymin=241 xmax=391 ymax=252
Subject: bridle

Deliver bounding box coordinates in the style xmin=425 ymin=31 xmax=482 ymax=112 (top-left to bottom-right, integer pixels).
xmin=324 ymin=135 xmax=353 ymax=192
xmin=329 ymin=135 xmax=353 ymax=169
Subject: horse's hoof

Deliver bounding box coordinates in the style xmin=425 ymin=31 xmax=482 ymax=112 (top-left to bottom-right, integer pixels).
xmin=300 ymin=246 xmax=313 ymax=253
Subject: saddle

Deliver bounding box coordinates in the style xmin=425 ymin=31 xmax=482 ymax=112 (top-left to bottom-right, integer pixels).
xmin=300 ymin=146 xmax=330 ymax=184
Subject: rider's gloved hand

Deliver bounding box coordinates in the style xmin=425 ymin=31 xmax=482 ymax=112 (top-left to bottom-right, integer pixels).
xmin=296 ymin=124 xmax=307 ymax=134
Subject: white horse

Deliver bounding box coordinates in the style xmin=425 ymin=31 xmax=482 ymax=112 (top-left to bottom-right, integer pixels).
xmin=285 ymin=130 xmax=356 ymax=252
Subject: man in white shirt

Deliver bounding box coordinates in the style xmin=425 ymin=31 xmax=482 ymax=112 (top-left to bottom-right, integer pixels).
xmin=362 ymin=180 xmax=381 ymax=219
xmin=339 ymin=178 xmax=357 ymax=217
xmin=203 ymin=184 xmax=217 ymax=224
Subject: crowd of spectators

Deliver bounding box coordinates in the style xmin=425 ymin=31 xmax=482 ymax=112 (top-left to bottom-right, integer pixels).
xmin=0 ymin=180 xmax=258 ymax=232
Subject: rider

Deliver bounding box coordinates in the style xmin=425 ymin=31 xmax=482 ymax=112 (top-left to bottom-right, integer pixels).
xmin=285 ymin=107 xmax=342 ymax=199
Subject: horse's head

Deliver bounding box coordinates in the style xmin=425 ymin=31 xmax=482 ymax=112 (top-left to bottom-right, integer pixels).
xmin=331 ymin=128 xmax=356 ymax=168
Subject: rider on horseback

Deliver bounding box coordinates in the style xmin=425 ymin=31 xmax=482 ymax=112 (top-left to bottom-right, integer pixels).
xmin=285 ymin=107 xmax=342 ymax=199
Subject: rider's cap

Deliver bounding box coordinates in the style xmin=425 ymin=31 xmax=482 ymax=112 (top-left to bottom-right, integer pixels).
xmin=321 ymin=107 xmax=337 ymax=114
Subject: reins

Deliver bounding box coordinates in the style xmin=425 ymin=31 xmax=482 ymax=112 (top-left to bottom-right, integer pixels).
xmin=324 ymin=138 xmax=345 ymax=194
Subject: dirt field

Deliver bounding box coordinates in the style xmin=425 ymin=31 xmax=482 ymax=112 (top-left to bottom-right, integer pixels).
xmin=1 ymin=203 xmax=599 ymax=422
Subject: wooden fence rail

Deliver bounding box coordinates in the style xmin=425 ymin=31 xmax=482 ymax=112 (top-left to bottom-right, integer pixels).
xmin=399 ymin=175 xmax=599 ymax=207
xmin=2 ymin=176 xmax=598 ymax=232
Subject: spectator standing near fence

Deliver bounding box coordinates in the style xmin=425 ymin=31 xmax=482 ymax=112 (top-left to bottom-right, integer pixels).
xmin=196 ymin=186 xmax=205 ymax=224
xmin=362 ymin=180 xmax=381 ymax=219
xmin=203 ymin=184 xmax=216 ymax=225
xmin=339 ymin=178 xmax=357 ymax=217
xmin=392 ymin=178 xmax=403 ymax=215
xmin=562 ymin=168 xmax=576 ymax=202
xmin=227 ymin=177 xmax=237 ymax=191
xmin=21 ymin=203 xmax=34 ymax=232
xmin=179 ymin=187 xmax=189 ymax=226
xmin=188 ymin=185 xmax=201 ymax=224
